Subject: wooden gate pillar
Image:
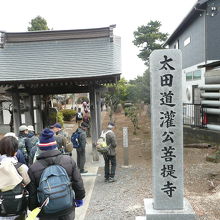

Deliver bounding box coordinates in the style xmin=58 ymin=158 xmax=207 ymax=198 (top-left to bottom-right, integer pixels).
xmin=96 ymin=89 xmax=102 ymax=137
xmin=0 ymin=102 xmax=3 ymax=124
xmin=35 ymin=95 xmax=43 ymax=134
xmin=90 ymin=88 xmax=99 ymax=161
xmin=23 ymin=95 xmax=34 ymax=126
xmin=11 ymin=92 xmax=21 ymax=136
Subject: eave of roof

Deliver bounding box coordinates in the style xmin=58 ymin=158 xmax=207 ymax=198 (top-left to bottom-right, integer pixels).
xmin=1 ymin=74 xmax=121 ymax=95
xmin=198 ymin=60 xmax=220 ymax=68
xmin=164 ymin=0 xmax=208 ymax=46
xmin=2 ymin=25 xmax=116 ymax=43
xmin=0 ymin=74 xmax=121 ymax=88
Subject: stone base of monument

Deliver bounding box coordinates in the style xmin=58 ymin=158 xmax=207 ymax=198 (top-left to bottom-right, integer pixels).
xmin=136 ymin=198 xmax=196 ymax=220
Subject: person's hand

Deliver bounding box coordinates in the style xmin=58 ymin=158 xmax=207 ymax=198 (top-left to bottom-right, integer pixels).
xmin=74 ymin=200 xmax=83 ymax=207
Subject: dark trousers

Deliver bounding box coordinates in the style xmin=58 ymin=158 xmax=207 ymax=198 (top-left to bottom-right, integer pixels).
xmin=39 ymin=210 xmax=75 ymax=220
xmin=76 ymin=148 xmax=86 ymax=171
xmin=103 ymin=155 xmax=116 ymax=179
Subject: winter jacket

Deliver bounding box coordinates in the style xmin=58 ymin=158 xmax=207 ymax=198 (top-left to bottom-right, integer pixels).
xmin=106 ymin=129 xmax=117 ymax=156
xmin=83 ymin=113 xmax=90 ymax=125
xmin=0 ymin=155 xmax=30 ymax=190
xmin=27 ymin=132 xmax=39 ymax=148
xmin=76 ymin=127 xmax=87 ymax=149
xmin=27 ymin=150 xmax=85 ymax=218
xmin=18 ymin=133 xmax=33 ymax=165
xmin=54 ymin=133 xmax=67 ymax=152
xmin=16 ymin=149 xmax=27 ymax=164
xmin=0 ymin=155 xmax=30 ymax=220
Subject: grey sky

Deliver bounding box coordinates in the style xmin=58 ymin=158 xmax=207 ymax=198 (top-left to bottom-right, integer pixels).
xmin=0 ymin=0 xmax=196 ymax=80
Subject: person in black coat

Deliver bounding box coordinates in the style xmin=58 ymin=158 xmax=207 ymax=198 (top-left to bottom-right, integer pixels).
xmin=27 ymin=128 xmax=85 ymax=220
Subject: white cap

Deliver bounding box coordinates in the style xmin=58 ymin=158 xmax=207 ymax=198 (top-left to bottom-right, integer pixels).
xmin=19 ymin=125 xmax=28 ymax=132
xmin=27 ymin=125 xmax=34 ymax=131
xmin=4 ymin=132 xmax=18 ymax=140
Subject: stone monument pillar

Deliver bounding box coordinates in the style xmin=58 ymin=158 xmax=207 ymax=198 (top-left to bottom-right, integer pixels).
xmin=136 ymin=49 xmax=196 ymax=220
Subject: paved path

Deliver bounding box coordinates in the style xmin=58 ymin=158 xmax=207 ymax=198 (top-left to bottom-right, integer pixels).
xmin=64 ymin=119 xmax=105 ymax=220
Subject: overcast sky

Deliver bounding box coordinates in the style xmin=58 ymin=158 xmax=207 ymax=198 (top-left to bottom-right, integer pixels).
xmin=0 ymin=0 xmax=197 ymax=80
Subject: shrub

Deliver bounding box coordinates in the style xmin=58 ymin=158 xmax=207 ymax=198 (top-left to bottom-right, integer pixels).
xmin=76 ymin=96 xmax=89 ymax=104
xmin=57 ymin=111 xmax=64 ymax=126
xmin=48 ymin=110 xmax=64 ymax=126
xmin=124 ymin=106 xmax=139 ymax=135
xmin=60 ymin=109 xmax=76 ymax=121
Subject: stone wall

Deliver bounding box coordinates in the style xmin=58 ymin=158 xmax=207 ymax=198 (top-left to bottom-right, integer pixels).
xmin=184 ymin=125 xmax=220 ymax=145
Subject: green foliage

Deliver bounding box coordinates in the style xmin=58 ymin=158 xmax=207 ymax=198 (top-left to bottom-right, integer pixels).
xmin=104 ymin=78 xmax=128 ymax=121
xmin=60 ymin=109 xmax=76 ymax=121
xmin=48 ymin=111 xmax=64 ymax=126
xmin=133 ymin=20 xmax=168 ymax=66
xmin=124 ymin=106 xmax=139 ymax=135
xmin=57 ymin=111 xmax=64 ymax=126
xmin=116 ymin=78 xmax=128 ymax=102
xmin=28 ymin=16 xmax=50 ymax=31
xmin=129 ymin=20 xmax=167 ymax=103
xmin=76 ymin=96 xmax=89 ymax=104
xmin=129 ymin=69 xmax=150 ymax=104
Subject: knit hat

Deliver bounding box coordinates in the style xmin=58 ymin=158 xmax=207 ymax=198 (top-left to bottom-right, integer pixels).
xmin=38 ymin=128 xmax=57 ymax=151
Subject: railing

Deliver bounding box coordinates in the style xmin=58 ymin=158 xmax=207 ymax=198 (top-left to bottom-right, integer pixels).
xmin=183 ymin=103 xmax=206 ymax=128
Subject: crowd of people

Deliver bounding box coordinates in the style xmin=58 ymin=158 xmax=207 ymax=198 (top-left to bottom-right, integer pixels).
xmin=0 ymin=121 xmax=86 ymax=220
xmin=0 ymin=100 xmax=117 ymax=220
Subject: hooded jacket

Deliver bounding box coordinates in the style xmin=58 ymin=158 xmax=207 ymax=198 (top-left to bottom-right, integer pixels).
xmin=27 ymin=150 xmax=85 ymax=218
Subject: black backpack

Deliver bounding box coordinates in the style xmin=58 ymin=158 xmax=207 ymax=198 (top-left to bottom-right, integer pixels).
xmin=0 ymin=163 xmax=28 ymax=216
xmin=76 ymin=112 xmax=83 ymax=120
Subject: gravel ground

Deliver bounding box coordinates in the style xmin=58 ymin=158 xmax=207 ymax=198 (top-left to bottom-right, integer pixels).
xmin=84 ymin=108 xmax=220 ymax=220
xmin=84 ymin=164 xmax=149 ymax=220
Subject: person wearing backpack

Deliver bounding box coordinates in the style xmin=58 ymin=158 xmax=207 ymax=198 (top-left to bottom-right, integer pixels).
xmin=72 ymin=122 xmax=89 ymax=174
xmin=75 ymin=108 xmax=83 ymax=128
xmin=18 ymin=125 xmax=33 ymax=166
xmin=0 ymin=136 xmax=30 ymax=220
xmin=50 ymin=123 xmax=68 ymax=154
xmin=27 ymin=128 xmax=85 ymax=220
xmin=102 ymin=122 xmax=117 ymax=183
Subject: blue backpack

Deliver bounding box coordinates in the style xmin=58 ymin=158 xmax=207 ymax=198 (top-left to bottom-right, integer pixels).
xmin=37 ymin=157 xmax=75 ymax=214
xmin=71 ymin=131 xmax=81 ymax=148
